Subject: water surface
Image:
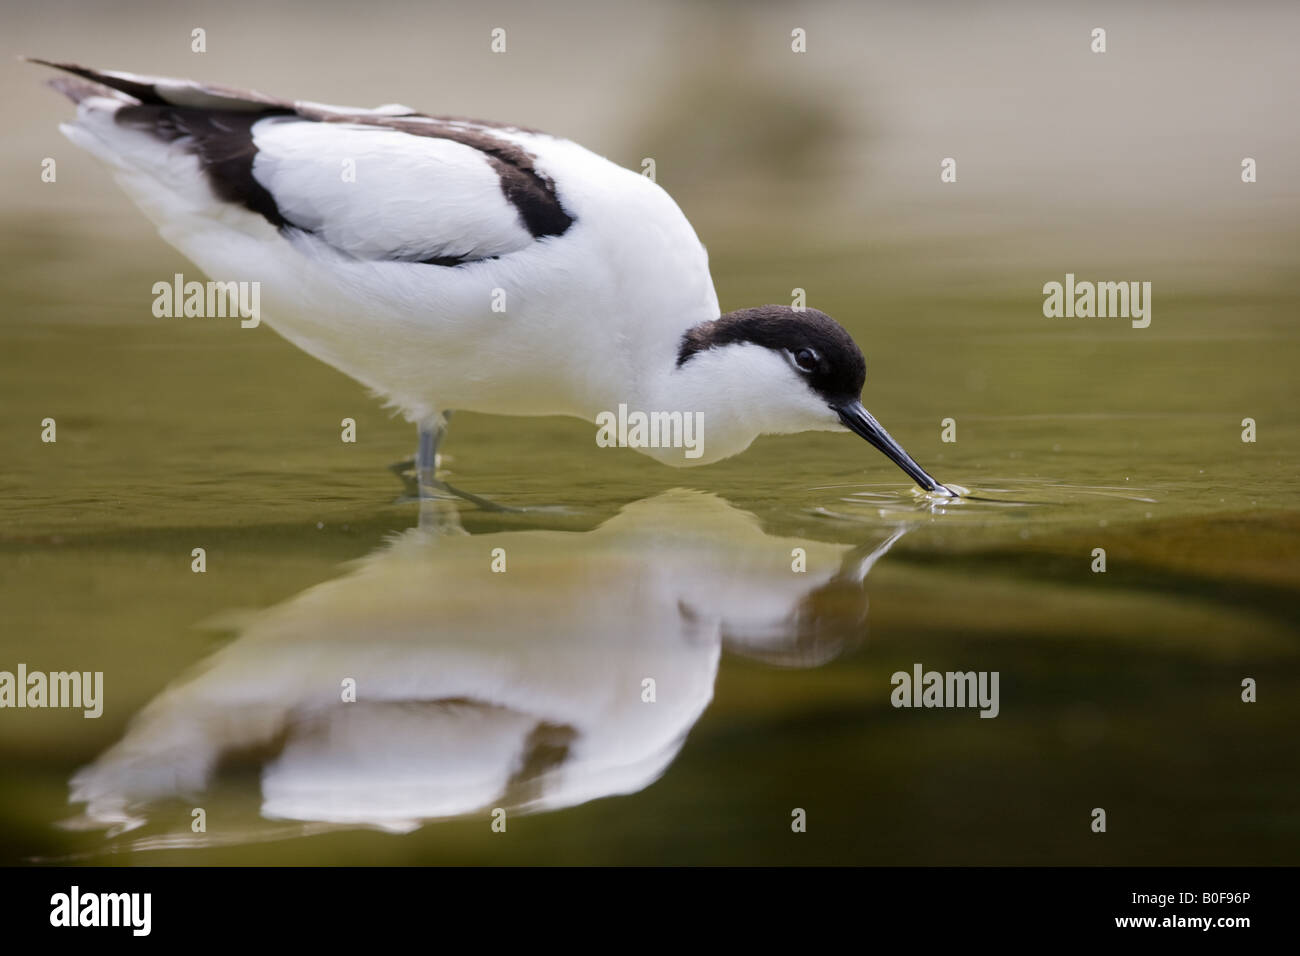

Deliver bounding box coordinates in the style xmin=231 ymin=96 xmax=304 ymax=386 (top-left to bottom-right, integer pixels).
xmin=1 ymin=227 xmax=1296 ymax=865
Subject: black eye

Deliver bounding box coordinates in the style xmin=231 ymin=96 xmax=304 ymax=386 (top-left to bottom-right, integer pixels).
xmin=793 ymin=348 xmax=818 ymax=372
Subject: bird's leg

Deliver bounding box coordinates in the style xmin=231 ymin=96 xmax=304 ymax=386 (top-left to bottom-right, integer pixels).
xmin=415 ymin=415 xmax=443 ymax=494
xmin=399 ymin=411 xmax=520 ymax=512
xmin=388 ymin=411 xmax=453 ymax=484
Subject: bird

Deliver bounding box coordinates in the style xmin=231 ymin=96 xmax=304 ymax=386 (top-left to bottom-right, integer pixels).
xmin=32 ymin=60 xmax=952 ymax=500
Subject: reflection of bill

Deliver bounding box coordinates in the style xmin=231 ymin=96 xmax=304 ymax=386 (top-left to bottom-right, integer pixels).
xmin=66 ymin=491 xmax=905 ymax=844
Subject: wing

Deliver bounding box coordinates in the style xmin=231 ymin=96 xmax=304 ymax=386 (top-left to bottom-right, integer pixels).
xmin=32 ymin=60 xmax=575 ymax=266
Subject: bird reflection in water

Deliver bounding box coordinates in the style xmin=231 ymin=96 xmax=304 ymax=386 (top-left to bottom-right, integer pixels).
xmin=64 ymin=491 xmax=906 ymax=851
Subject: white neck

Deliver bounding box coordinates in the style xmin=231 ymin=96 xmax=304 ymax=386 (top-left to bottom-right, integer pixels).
xmin=619 ymin=342 xmax=842 ymax=466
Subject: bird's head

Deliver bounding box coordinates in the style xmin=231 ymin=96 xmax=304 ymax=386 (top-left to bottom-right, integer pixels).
xmin=677 ymin=305 xmax=951 ymax=493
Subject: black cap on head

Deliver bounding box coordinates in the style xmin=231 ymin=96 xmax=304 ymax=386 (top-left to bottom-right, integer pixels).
xmin=677 ymin=305 xmax=866 ymax=403
xmin=679 ymin=305 xmax=952 ymax=495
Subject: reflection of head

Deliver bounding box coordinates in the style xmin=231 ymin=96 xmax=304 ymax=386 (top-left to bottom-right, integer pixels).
xmin=67 ymin=490 xmax=904 ymax=844
xmin=719 ymin=562 xmax=871 ymax=668
xmin=703 ymin=523 xmax=906 ymax=669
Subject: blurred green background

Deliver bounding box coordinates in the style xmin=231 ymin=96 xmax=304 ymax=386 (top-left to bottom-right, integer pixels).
xmin=0 ymin=0 xmax=1297 ymax=864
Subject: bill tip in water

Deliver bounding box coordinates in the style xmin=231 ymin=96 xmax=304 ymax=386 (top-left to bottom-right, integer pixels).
xmin=925 ymin=482 xmax=968 ymax=499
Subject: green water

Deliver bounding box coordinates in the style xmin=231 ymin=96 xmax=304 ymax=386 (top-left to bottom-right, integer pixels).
xmin=0 ymin=226 xmax=1296 ymax=865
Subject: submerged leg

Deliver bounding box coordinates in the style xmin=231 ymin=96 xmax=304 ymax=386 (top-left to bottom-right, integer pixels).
xmin=397 ymin=412 xmax=520 ymax=512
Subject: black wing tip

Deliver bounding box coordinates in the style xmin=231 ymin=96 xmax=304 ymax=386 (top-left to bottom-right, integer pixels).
xmin=28 ymin=59 xmax=136 ymax=105
xmin=27 ymin=58 xmax=162 ymax=105
xmin=27 ymin=59 xmax=294 ymax=114
xmin=25 ymin=58 xmax=109 ymax=79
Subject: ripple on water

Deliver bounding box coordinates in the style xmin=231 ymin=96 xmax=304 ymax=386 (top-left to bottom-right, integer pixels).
xmin=809 ymin=478 xmax=1160 ymax=528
